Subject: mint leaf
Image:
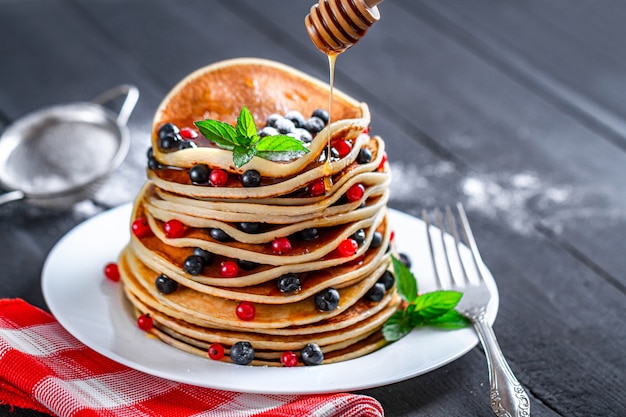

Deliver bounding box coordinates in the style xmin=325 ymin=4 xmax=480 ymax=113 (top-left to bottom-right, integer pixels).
xmin=256 ymin=135 xmax=310 ymax=153
xmin=195 ymin=106 xmax=311 ymax=168
xmin=411 ymin=290 xmax=463 ymax=320
xmin=423 ymin=310 xmax=470 ymax=329
xmin=391 ymin=255 xmax=417 ymax=302
xmin=233 ymin=145 xmax=256 ymax=168
xmin=256 ymin=135 xmax=310 ymax=162
xmin=194 ymin=120 xmax=237 ymax=150
xmin=236 ymin=106 xmax=258 ymax=146
xmin=382 ymin=310 xmax=413 ymax=342
xmin=383 ymin=256 xmax=469 ymax=343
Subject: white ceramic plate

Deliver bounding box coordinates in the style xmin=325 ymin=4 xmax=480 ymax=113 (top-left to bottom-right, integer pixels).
xmin=42 ymin=203 xmax=498 ymax=394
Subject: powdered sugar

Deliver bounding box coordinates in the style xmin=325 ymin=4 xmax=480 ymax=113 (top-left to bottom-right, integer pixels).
xmin=388 ymin=159 xmax=609 ymax=235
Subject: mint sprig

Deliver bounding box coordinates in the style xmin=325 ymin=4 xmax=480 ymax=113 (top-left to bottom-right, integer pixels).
xmin=382 ymin=255 xmax=470 ymax=342
xmin=194 ymin=106 xmax=310 ymax=168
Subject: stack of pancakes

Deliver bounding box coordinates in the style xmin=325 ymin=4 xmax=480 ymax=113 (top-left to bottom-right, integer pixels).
xmin=118 ymin=58 xmax=399 ymax=366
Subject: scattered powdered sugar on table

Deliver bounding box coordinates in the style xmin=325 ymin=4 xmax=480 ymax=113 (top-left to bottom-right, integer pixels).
xmin=461 ymin=173 xmax=546 ymax=233
xmin=389 ymin=161 xmax=456 ymax=207
xmin=389 ymin=162 xmax=429 ymax=200
xmin=459 ymin=171 xmax=624 ymax=235
xmin=72 ymin=200 xmax=104 ymax=219
xmin=388 ymin=159 xmax=617 ymax=235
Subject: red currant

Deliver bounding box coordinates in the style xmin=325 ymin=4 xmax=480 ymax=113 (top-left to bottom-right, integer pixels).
xmin=280 ymin=351 xmax=298 ymax=367
xmin=272 ymin=237 xmax=292 ymax=254
xmin=346 ymin=183 xmax=365 ymax=202
xmin=377 ymin=152 xmax=388 ymax=171
xmin=390 ymin=230 xmax=395 ymax=242
xmin=209 ymin=169 xmax=229 ymax=186
xmin=131 ymin=218 xmax=151 ymax=238
xmin=164 ymin=219 xmax=185 ymax=238
xmin=137 ymin=314 xmax=153 ymax=331
xmin=331 ymin=139 xmax=352 ymax=158
xmin=208 ymin=343 xmax=225 ymax=360
xmin=338 ymin=238 xmax=358 ymax=257
xmin=220 ymin=260 xmax=239 ymax=277
xmin=309 ymin=179 xmax=326 ymax=197
xmin=103 ymin=263 xmax=120 ymax=282
xmin=236 ymin=301 xmax=256 ymax=321
xmin=179 ymin=127 xmax=198 ymax=139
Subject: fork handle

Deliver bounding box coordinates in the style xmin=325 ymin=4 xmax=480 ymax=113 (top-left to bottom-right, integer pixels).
xmin=473 ymin=314 xmax=531 ymax=417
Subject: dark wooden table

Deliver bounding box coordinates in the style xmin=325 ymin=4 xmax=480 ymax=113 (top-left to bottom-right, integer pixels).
xmin=1 ymin=1 xmax=624 ymax=416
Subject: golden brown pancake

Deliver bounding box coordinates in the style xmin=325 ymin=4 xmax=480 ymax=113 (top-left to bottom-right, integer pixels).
xmin=118 ymin=58 xmax=397 ymax=366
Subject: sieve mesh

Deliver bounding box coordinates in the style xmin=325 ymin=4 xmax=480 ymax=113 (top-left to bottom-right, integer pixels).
xmin=6 ymin=118 xmax=119 ymax=194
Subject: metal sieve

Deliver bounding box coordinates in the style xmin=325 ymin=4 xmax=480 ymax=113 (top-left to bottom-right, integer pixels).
xmin=0 ymin=84 xmax=139 ymax=208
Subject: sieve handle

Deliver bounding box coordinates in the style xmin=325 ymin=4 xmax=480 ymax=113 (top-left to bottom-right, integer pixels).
xmin=0 ymin=190 xmax=25 ymax=206
xmin=92 ymin=84 xmax=139 ymax=126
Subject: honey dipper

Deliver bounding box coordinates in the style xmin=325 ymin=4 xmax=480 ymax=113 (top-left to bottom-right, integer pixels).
xmin=305 ymin=0 xmax=383 ymax=55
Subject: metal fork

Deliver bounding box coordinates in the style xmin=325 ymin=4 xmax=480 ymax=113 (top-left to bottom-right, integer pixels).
xmin=423 ymin=203 xmax=531 ymax=417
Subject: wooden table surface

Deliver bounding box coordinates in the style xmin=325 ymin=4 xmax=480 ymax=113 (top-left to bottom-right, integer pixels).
xmin=1 ymin=1 xmax=624 ymax=416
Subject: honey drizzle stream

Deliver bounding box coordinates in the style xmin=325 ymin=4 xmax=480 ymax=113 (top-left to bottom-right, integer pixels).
xmin=324 ymin=53 xmax=338 ymax=191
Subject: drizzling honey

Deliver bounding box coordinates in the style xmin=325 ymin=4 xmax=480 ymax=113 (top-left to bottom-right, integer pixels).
xmin=305 ymin=0 xmax=382 ymax=192
xmin=322 ymin=52 xmax=338 ymax=191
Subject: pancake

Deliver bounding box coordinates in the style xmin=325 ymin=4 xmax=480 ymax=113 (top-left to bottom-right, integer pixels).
xmin=118 ymin=57 xmax=398 ymax=366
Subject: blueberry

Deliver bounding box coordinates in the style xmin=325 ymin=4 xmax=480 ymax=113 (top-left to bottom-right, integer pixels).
xmin=357 ymin=148 xmax=372 ymax=164
xmin=378 ymin=270 xmax=395 ymax=290
xmin=230 ymin=341 xmax=254 ymax=365
xmin=315 ymin=288 xmax=340 ymax=311
xmin=351 ymin=229 xmax=366 ymax=245
xmin=259 ymin=126 xmax=279 ymax=138
xmin=297 ymin=228 xmax=319 ymax=241
xmin=370 ymin=231 xmax=383 ymax=249
xmin=277 ymin=273 xmax=301 ymax=293
xmin=304 ymin=116 xmax=325 ymax=134
xmin=209 ymin=228 xmax=230 ymax=242
xmin=366 ymin=282 xmax=386 ymax=302
xmin=147 ymin=156 xmax=161 ymax=170
xmin=242 ymin=169 xmax=261 ymax=187
xmin=289 ymin=128 xmax=313 ymax=144
xmin=189 ymin=164 xmax=210 ymax=184
xmin=300 ymin=343 xmax=324 ymax=366
xmin=183 ymin=255 xmax=204 ymax=276
xmin=159 ymin=133 xmax=181 ymax=150
xmin=147 ymin=147 xmax=154 ymax=159
xmin=275 ymin=118 xmax=295 ymax=134
xmin=193 ymin=247 xmax=214 ymax=266
xmin=285 ymin=110 xmax=306 ymax=128
xmin=158 ymin=122 xmax=179 ymax=140
xmin=155 ymin=274 xmax=178 ymax=294
xmin=237 ymin=259 xmax=258 ymax=270
xmin=312 ymin=109 xmax=329 ymax=125
xmin=398 ymin=252 xmax=412 ymax=269
xmin=238 ymin=222 xmax=261 ymax=234
xmin=266 ymin=114 xmax=282 ymax=128
xmin=178 ymin=140 xmax=197 ymax=150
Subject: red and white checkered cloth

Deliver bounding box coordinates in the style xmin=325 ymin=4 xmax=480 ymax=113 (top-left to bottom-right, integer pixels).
xmin=0 ymin=299 xmax=384 ymax=417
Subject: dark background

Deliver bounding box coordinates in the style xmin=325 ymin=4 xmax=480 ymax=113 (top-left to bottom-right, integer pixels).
xmin=1 ymin=1 xmax=624 ymax=416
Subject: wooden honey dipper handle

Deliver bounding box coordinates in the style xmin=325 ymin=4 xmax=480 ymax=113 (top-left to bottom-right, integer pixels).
xmin=306 ymin=0 xmax=383 ymax=55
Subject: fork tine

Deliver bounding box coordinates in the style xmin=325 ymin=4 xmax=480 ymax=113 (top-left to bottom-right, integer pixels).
xmin=445 ymin=205 xmax=470 ymax=286
xmin=456 ymin=203 xmax=485 ymax=283
xmin=434 ymin=208 xmax=455 ymax=287
xmin=422 ymin=209 xmax=444 ymax=290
